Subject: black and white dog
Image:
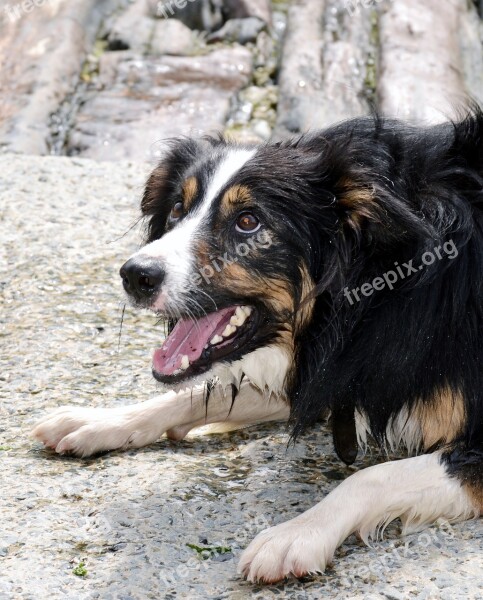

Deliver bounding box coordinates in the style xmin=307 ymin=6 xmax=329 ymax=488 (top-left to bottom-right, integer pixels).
xmin=33 ymin=111 xmax=483 ymax=583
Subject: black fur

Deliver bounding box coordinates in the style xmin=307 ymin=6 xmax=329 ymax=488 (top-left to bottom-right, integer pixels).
xmin=142 ymin=110 xmax=483 ymax=489
xmin=284 ymin=111 xmax=483 ymax=482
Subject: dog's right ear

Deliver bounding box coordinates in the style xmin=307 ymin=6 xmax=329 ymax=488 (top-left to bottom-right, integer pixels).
xmin=141 ymin=138 xmax=203 ymax=216
xmin=141 ymin=162 xmax=170 ymax=216
xmin=141 ymin=137 xmax=222 ymax=241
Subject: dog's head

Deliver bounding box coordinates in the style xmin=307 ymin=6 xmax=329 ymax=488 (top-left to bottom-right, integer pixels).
xmin=120 ymin=132 xmax=381 ymax=393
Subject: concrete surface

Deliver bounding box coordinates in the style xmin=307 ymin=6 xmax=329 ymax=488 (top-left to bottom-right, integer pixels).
xmin=0 ymin=154 xmax=481 ymax=599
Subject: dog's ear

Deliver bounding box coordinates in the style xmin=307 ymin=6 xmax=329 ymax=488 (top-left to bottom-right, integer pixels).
xmin=141 ymin=137 xmax=205 ymax=217
xmin=141 ymin=163 xmax=169 ymax=216
xmin=141 ymin=136 xmax=224 ymax=217
xmin=335 ymin=176 xmax=378 ymax=233
xmin=283 ymin=134 xmax=381 ymax=234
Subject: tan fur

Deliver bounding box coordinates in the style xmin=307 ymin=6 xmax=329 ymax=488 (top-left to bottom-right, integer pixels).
xmin=294 ymin=265 xmax=316 ymax=333
xmin=415 ymin=388 xmax=466 ymax=450
xmin=221 ymin=184 xmax=253 ymax=216
xmin=338 ymin=177 xmax=376 ymax=229
xmin=222 ymin=263 xmax=292 ymax=314
xmin=182 ymin=176 xmax=198 ymax=210
xmin=464 ymin=483 xmax=483 ymax=512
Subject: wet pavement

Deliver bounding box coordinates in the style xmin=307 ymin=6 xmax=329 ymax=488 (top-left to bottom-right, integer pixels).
xmin=0 ymin=153 xmax=482 ymax=600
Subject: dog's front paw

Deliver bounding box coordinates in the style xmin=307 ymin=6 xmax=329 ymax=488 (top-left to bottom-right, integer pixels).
xmin=31 ymin=407 xmax=143 ymax=457
xmin=238 ymin=516 xmax=337 ymax=583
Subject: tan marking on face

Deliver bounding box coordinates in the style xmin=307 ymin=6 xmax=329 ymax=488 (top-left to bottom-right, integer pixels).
xmin=221 ymin=184 xmax=253 ymax=216
xmin=415 ymin=388 xmax=466 ymax=450
xmin=182 ymin=176 xmax=198 ymax=210
xmin=221 ymin=263 xmax=292 ymax=313
xmin=224 ymin=265 xmax=295 ymax=358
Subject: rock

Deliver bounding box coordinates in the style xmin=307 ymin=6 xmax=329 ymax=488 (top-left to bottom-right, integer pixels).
xmin=274 ymin=0 xmax=371 ymax=139
xmin=151 ymin=18 xmax=196 ymax=55
xmin=459 ymin=1 xmax=483 ymax=106
xmin=251 ymin=119 xmax=272 ymax=140
xmin=378 ymin=0 xmax=466 ymax=123
xmin=223 ymin=0 xmax=272 ymax=25
xmin=147 ymin=0 xmax=223 ymax=31
xmin=0 ymin=0 xmax=121 ymax=156
xmin=224 ymin=85 xmax=277 ymax=143
xmin=68 ymin=46 xmax=253 ymax=161
xmin=207 ymin=17 xmax=266 ymax=45
xmin=108 ymin=0 xmax=154 ymax=54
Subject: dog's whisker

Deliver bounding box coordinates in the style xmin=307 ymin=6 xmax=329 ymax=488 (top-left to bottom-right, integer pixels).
xmin=117 ymin=303 xmax=126 ymax=353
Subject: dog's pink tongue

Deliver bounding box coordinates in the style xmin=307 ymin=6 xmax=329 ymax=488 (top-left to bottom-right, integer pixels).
xmin=153 ymin=307 xmax=236 ymax=375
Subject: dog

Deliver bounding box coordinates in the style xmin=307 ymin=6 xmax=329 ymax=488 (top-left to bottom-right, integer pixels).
xmin=32 ymin=110 xmax=483 ymax=584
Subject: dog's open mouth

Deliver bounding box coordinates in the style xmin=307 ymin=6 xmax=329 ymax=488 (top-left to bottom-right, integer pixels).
xmin=152 ymin=305 xmax=256 ymax=382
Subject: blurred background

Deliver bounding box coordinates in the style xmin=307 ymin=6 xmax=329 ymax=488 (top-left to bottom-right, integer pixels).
xmin=1 ymin=0 xmax=482 ymax=163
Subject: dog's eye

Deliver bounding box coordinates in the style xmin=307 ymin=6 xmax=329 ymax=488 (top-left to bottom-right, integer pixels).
xmin=235 ymin=212 xmax=260 ymax=233
xmin=170 ymin=202 xmax=184 ymax=220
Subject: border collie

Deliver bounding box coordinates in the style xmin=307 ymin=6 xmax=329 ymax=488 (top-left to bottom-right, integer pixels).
xmin=33 ymin=111 xmax=483 ymax=584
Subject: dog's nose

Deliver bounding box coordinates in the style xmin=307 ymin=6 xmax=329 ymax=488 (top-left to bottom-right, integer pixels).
xmin=120 ymin=257 xmax=165 ymax=300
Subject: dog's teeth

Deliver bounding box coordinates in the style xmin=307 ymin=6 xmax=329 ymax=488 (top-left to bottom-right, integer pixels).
xmin=241 ymin=305 xmax=252 ymax=317
xmin=210 ymin=335 xmax=223 ymax=345
xmin=235 ymin=306 xmax=245 ymax=319
xmin=222 ymin=324 xmax=237 ymax=337
xmin=180 ymin=355 xmax=190 ymax=370
xmin=230 ymin=306 xmax=248 ymax=327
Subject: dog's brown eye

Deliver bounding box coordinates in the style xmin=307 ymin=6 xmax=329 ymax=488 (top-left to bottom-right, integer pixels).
xmin=170 ymin=202 xmax=184 ymax=220
xmin=236 ymin=212 xmax=260 ymax=233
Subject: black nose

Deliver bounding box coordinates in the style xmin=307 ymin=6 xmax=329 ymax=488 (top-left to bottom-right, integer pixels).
xmin=120 ymin=257 xmax=165 ymax=300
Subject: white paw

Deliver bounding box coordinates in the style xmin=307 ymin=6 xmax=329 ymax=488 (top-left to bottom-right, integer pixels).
xmin=31 ymin=406 xmax=152 ymax=457
xmin=238 ymin=516 xmax=338 ymax=583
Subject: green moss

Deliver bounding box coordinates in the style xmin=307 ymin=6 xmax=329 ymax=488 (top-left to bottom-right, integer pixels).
xmin=92 ymin=39 xmax=108 ymax=59
xmin=72 ymin=561 xmax=88 ymax=577
xmin=271 ymin=0 xmax=290 ymax=12
xmin=186 ymin=543 xmax=231 ymax=560
xmin=81 ymin=39 xmax=108 ymax=83
xmin=364 ymin=10 xmax=379 ymax=104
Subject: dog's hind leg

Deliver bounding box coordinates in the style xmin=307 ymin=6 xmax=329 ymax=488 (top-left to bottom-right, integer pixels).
xmin=31 ymin=381 xmax=289 ymax=457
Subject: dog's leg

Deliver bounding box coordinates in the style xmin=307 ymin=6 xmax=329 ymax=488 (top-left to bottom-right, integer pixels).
xmin=31 ymin=382 xmax=289 ymax=457
xmin=238 ymin=451 xmax=480 ymax=583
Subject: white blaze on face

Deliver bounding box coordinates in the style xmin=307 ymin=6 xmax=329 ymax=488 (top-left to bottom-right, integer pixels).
xmin=131 ymin=148 xmax=257 ymax=311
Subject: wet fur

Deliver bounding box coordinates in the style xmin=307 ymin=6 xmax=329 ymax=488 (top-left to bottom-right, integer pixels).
xmin=142 ymin=112 xmax=483 ymax=499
